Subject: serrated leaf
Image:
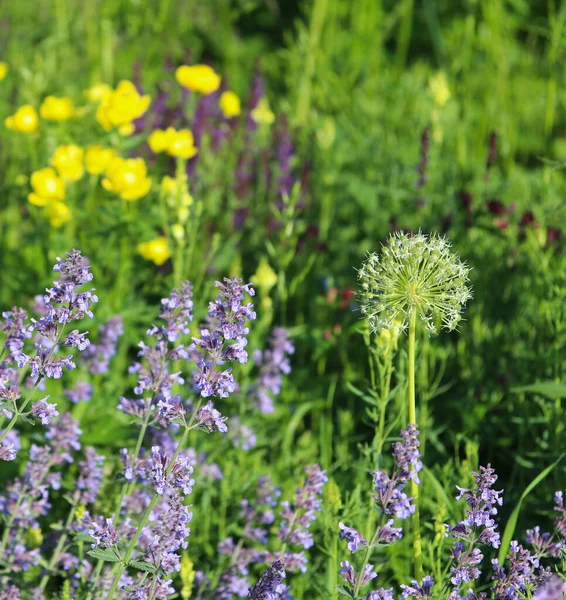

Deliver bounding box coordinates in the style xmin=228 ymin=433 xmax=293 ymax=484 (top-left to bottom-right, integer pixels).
xmin=128 ymin=559 xmax=156 ymax=573
xmin=74 ymin=532 xmax=94 ymax=543
xmin=87 ymin=547 xmax=120 ymax=562
xmin=336 ymin=585 xmax=354 ymax=598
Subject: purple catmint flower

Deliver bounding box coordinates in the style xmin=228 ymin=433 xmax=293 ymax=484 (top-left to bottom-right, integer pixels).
xmin=229 ymin=416 xmax=257 ymax=450
xmin=401 ymin=576 xmax=435 ymax=599
xmin=82 ymin=315 xmax=123 ymax=374
xmin=0 ymin=585 xmax=22 ymax=600
xmin=377 ymin=518 xmax=403 ymax=544
xmin=252 ymin=327 xmax=294 ymax=414
xmin=492 ymin=541 xmax=539 ymax=600
xmin=217 ymin=568 xmax=251 ymax=599
xmin=371 ymin=425 xmax=421 ymax=520
xmin=278 ymin=464 xmax=327 ymax=550
xmin=147 ymin=446 xmax=195 ymax=495
xmin=0 ymin=441 xmax=17 ymax=461
xmin=534 ymin=575 xmax=566 ymax=600
xmin=77 ymin=446 xmax=105 ymax=504
xmin=45 ymin=413 xmax=82 ymax=463
xmin=191 ymin=277 xmax=256 ymax=399
xmin=196 ymin=401 xmax=228 ymax=433
xmin=450 ymin=543 xmax=483 ymax=585
xmin=554 ymin=491 xmax=566 ymax=539
xmin=526 ymin=526 xmax=562 ymax=559
xmin=128 ymin=576 xmax=175 ymax=599
xmin=366 ymin=590 xmax=395 ymax=600
xmin=64 ymin=380 xmax=93 ymax=403
xmin=31 ymin=396 xmax=59 ymax=424
xmin=27 ymin=345 xmax=76 ymax=380
xmin=248 ymin=560 xmax=287 ymax=599
xmin=275 ymin=114 xmax=294 ymax=199
xmin=88 ymin=516 xmax=119 ymax=548
xmin=339 ymin=522 xmax=367 ymax=552
xmin=339 ymin=561 xmax=377 ymax=588
xmin=1 ymin=307 xmax=33 ymax=364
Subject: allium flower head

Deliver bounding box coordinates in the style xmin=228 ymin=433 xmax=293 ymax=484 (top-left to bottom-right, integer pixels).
xmin=358 ymin=232 xmax=472 ymax=334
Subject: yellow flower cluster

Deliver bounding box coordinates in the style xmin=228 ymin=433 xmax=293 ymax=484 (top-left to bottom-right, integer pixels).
xmin=5 ymin=105 xmax=39 ymax=133
xmin=219 ymin=91 xmax=241 ymax=118
xmin=251 ymin=98 xmax=275 ymax=125
xmin=96 ymin=80 xmax=151 ymax=136
xmin=102 ymin=157 xmax=152 ymax=201
xmin=40 ymin=96 xmax=75 ymax=121
xmin=0 ymin=62 xmax=8 ymax=81
xmin=138 ymin=237 xmax=171 ymax=266
xmin=175 ymin=64 xmax=220 ymax=95
xmin=148 ymin=128 xmax=198 ymax=160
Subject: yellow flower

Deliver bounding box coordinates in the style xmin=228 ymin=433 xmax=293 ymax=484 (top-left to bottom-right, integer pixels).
xmin=102 ymin=157 xmax=152 ymax=201
xmin=0 ymin=62 xmax=8 ymax=81
xmin=85 ymin=145 xmax=117 ymax=175
xmin=96 ymin=80 xmax=151 ymax=131
xmin=251 ymin=98 xmax=275 ymax=126
xmin=5 ymin=105 xmax=39 ymax=134
xmin=252 ymin=256 xmax=278 ymax=293
xmin=168 ymin=129 xmax=198 ymax=159
xmin=47 ymin=201 xmax=72 ymax=227
xmin=83 ymin=83 xmax=112 ymax=103
xmin=40 ymin=96 xmax=75 ymax=121
xmin=175 ymin=64 xmax=221 ymax=95
xmin=429 ymin=72 xmax=451 ymax=107
xmin=24 ymin=527 xmax=43 ymax=549
xmin=180 ymin=554 xmax=195 ymax=600
xmin=50 ymin=145 xmax=84 ymax=182
xmin=28 ymin=168 xmax=65 ymax=206
xmin=219 ymin=91 xmax=241 ymax=118
xmin=148 ymin=128 xmax=175 ymax=153
xmin=138 ymin=237 xmax=171 ymax=266
xmin=149 ymin=128 xmax=198 ymax=159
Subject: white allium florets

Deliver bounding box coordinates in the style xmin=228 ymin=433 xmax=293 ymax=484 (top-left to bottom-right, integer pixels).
xmin=358 ymin=232 xmax=472 ymax=335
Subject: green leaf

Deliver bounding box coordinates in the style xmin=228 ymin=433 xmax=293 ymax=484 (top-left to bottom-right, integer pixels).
xmin=74 ymin=532 xmax=95 ymax=543
xmin=128 ymin=559 xmax=156 ymax=573
xmin=87 ymin=547 xmax=120 ymax=563
xmin=336 ymin=585 xmax=355 ymax=598
xmin=498 ymin=453 xmax=564 ymax=564
xmin=511 ymin=382 xmax=566 ymax=400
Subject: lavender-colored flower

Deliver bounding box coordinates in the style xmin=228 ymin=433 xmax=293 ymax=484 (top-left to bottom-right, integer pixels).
xmin=554 ymin=491 xmax=566 ymax=540
xmin=377 ymin=518 xmax=403 ymax=544
xmin=0 ymin=442 xmax=16 ymax=461
xmin=31 ymin=396 xmax=59 ymax=424
xmin=45 ymin=413 xmax=82 ymax=463
xmin=278 ymin=464 xmax=327 ymax=549
xmin=191 ymin=277 xmax=256 ymax=399
xmin=401 ymin=576 xmax=435 ymax=599
xmin=450 ymin=543 xmax=483 ymax=585
xmin=248 ymin=560 xmax=287 ymax=599
xmin=1 ymin=306 xmax=33 ymax=364
xmin=366 ymin=590 xmax=395 ymax=600
xmin=492 ymin=541 xmax=539 ymax=600
xmin=128 ymin=576 xmax=175 ymax=599
xmin=217 ymin=568 xmax=251 ymax=599
xmin=147 ymin=446 xmax=195 ymax=495
xmin=526 ymin=526 xmax=562 ymax=559
xmin=64 ymin=380 xmax=93 ymax=404
xmin=534 ymin=575 xmax=566 ymax=600
xmin=275 ymin=115 xmax=294 ymax=199
xmin=230 ymin=417 xmax=257 ymax=450
xmin=446 ymin=464 xmax=503 ymax=549
xmin=252 ymin=327 xmax=294 ymax=414
xmin=339 ymin=522 xmax=367 ymax=552
xmin=196 ymin=401 xmax=228 ymax=433
xmin=77 ymin=446 xmax=105 ymax=504
xmin=82 ymin=315 xmax=124 ymax=374
xmin=0 ymin=585 xmax=21 ymax=600
xmin=339 ymin=561 xmax=377 ymax=588
xmin=88 ymin=517 xmax=119 ymax=548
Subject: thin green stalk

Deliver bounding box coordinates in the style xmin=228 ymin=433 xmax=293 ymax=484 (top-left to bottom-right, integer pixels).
xmin=408 ymin=308 xmax=422 ymax=582
xmin=353 ymin=524 xmax=382 ymax=598
xmin=0 ymin=375 xmax=43 ymax=444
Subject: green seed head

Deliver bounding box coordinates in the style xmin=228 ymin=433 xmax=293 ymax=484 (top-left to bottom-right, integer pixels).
xmin=358 ymin=232 xmax=472 ymax=335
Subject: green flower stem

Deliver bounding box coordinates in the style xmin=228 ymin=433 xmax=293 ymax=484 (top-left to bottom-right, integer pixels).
xmin=0 ymin=375 xmax=43 ymax=444
xmin=353 ymin=521 xmax=382 ymax=599
xmin=106 ymin=417 xmax=196 ymax=600
xmin=408 ymin=308 xmax=422 ymax=582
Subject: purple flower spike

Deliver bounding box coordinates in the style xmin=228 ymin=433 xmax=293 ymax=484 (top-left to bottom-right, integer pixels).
xmin=401 ymin=576 xmax=435 ymax=599
xmin=248 ymin=560 xmax=287 ymax=599
xmin=339 ymin=522 xmax=367 ymax=553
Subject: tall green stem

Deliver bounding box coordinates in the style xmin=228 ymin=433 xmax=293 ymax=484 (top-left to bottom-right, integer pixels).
xmin=408 ymin=308 xmax=422 ymax=581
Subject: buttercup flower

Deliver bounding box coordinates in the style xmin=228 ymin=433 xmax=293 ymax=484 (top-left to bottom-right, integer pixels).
xmin=50 ymin=145 xmax=84 ymax=182
xmin=83 ymin=83 xmax=111 ymax=103
xmin=251 ymin=98 xmax=275 ymax=125
xmin=102 ymin=157 xmax=151 ymax=201
xmin=84 ymin=145 xmax=117 ymax=175
xmin=219 ymin=91 xmax=241 ymax=118
xmin=429 ymin=72 xmax=451 ymax=107
xmin=46 ymin=201 xmax=72 ymax=227
xmin=0 ymin=62 xmax=8 ymax=81
xmin=138 ymin=237 xmax=171 ymax=266
xmin=28 ymin=168 xmax=65 ymax=206
xmin=40 ymin=96 xmax=75 ymax=121
xmin=175 ymin=64 xmax=221 ymax=94
xmin=358 ymin=232 xmax=472 ymax=334
xmin=96 ymin=80 xmax=151 ymax=132
xmin=5 ymin=105 xmax=39 ymax=133
xmin=149 ymin=128 xmax=198 ymax=159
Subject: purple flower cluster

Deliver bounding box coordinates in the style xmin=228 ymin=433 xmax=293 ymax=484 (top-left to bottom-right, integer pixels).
xmin=252 ymin=327 xmax=294 ymax=414
xmin=82 ymin=315 xmax=124 ymax=375
xmin=492 ymin=541 xmax=540 ymax=600
xmin=248 ymin=560 xmax=287 ymax=599
xmin=401 ymin=576 xmax=435 ymax=599
xmin=191 ymin=276 xmax=256 ymax=399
